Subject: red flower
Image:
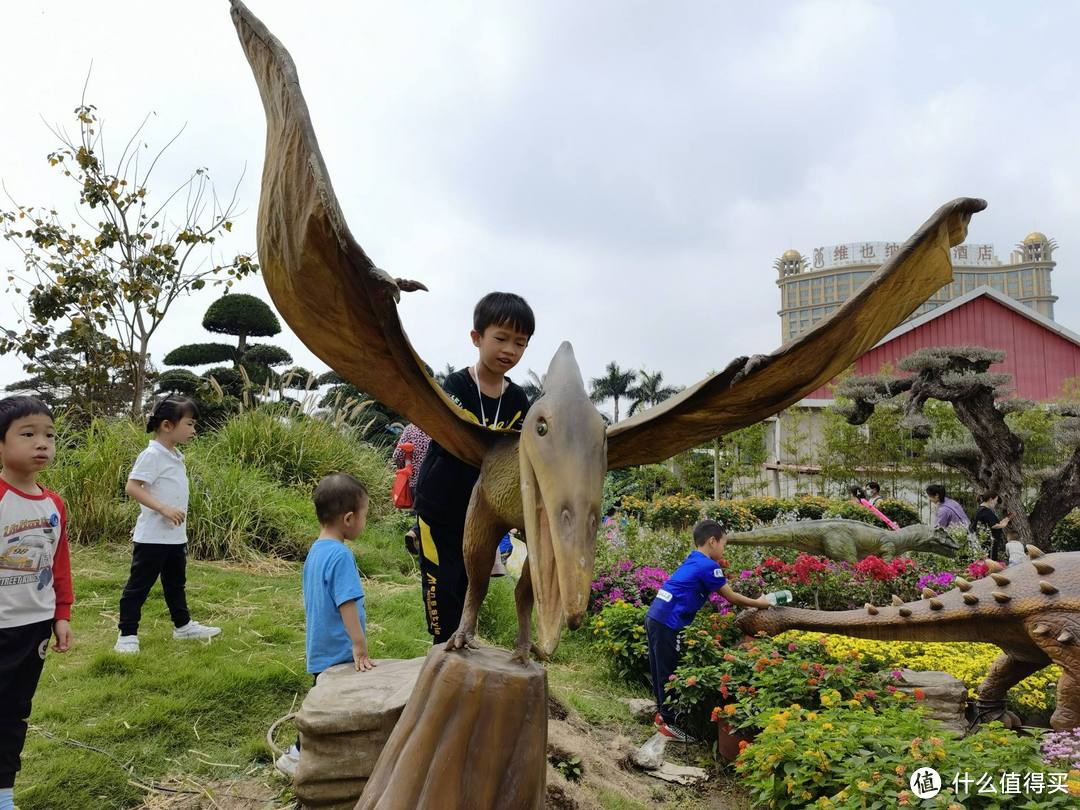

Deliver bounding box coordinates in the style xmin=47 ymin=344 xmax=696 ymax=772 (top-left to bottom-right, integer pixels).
xmin=914 ymin=688 xmax=925 ymax=700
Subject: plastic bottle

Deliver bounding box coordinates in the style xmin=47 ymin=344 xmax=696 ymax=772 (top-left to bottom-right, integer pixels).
xmin=764 ymin=589 xmax=793 ymax=606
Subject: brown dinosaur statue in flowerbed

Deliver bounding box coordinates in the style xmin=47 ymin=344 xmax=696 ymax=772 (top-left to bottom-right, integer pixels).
xmin=737 ymin=547 xmax=1080 ymax=730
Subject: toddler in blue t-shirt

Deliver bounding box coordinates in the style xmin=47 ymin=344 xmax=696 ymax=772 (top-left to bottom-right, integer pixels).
xmin=303 ymin=473 xmax=374 ymax=675
xmin=645 ymin=518 xmax=771 ymax=743
xmin=279 ymin=473 xmax=374 ymax=777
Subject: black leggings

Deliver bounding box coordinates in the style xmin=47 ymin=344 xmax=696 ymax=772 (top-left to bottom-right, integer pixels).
xmin=118 ymin=543 xmax=191 ymax=635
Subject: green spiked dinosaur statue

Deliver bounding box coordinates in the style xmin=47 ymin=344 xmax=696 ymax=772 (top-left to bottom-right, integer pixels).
xmin=738 ymin=548 xmax=1080 ymax=730
xmin=726 ymin=519 xmax=961 ymax=562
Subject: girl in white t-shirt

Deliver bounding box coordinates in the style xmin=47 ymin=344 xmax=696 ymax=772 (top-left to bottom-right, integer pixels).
xmin=114 ymin=397 xmax=220 ymax=654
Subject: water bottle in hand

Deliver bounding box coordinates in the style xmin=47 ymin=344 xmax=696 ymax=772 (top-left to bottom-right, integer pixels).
xmin=764 ymin=590 xmax=793 ymax=606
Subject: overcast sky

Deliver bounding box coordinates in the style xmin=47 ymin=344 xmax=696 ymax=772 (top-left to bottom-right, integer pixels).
xmin=2 ymin=1 xmax=1079 ymax=404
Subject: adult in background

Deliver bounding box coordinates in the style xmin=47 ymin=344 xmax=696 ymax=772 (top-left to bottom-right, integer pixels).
xmin=866 ymin=481 xmax=882 ymax=505
xmin=392 ymin=423 xmax=431 ymax=556
xmin=849 ymin=485 xmax=899 ymax=531
xmin=925 ymin=484 xmax=970 ymax=531
xmin=973 ymin=491 xmax=1011 ymax=562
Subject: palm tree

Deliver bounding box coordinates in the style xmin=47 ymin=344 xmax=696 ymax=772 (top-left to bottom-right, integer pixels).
xmin=626 ymin=369 xmax=681 ymax=416
xmin=589 ymin=362 xmax=637 ymax=423
xmin=520 ymin=368 xmax=545 ymax=403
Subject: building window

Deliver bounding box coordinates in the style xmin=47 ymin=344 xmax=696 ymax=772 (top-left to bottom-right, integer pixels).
xmin=1006 ymin=272 xmax=1019 ymax=297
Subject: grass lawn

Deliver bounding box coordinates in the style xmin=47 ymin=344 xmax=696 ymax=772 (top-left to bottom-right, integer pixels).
xmin=16 ymin=522 xmax=719 ymax=809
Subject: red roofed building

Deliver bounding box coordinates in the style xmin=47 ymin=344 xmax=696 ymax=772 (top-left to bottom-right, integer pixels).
xmin=804 ymin=286 xmax=1080 ymax=402
xmin=752 ymin=286 xmax=1080 ymax=500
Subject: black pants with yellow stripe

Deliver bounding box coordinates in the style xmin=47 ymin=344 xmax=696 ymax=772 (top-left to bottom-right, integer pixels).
xmin=417 ymin=516 xmax=468 ymax=643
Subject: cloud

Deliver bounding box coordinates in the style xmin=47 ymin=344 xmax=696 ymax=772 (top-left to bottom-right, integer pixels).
xmin=1 ymin=0 xmax=1079 ymax=404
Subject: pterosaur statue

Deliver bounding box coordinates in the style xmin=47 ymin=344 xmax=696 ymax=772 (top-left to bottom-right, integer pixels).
xmin=229 ymin=1 xmax=985 ymax=665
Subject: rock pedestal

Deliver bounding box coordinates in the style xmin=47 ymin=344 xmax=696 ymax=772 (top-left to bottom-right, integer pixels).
xmin=356 ymin=645 xmax=548 ymax=810
xmin=881 ymin=669 xmax=968 ymax=734
xmin=294 ymin=657 xmax=423 ymax=810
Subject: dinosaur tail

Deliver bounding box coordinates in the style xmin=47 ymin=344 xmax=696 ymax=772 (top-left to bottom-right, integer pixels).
xmin=736 ymin=604 xmax=994 ymax=645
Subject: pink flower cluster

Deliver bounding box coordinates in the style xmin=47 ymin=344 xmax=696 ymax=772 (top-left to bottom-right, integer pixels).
xmin=588 ymin=560 xmax=670 ymax=612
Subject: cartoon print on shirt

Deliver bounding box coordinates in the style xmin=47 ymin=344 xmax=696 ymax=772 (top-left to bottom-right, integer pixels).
xmin=0 ymin=513 xmax=59 ymax=591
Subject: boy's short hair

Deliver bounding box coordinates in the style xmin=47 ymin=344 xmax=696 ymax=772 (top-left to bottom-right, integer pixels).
xmin=980 ymin=490 xmax=1000 ymax=504
xmin=474 ymin=292 xmax=535 ymax=337
xmin=0 ymin=396 xmax=54 ymax=441
xmin=925 ymin=484 xmax=946 ymax=500
xmin=313 ymin=473 xmax=369 ymax=524
xmin=692 ymin=518 xmax=726 ymax=546
xmin=867 ymin=481 xmax=880 ymax=493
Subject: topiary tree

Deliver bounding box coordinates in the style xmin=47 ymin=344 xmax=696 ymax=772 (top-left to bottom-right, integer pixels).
xmin=164 ymin=293 xmax=292 ymax=401
xmin=837 ymin=346 xmax=1080 ymax=549
xmin=202 ymin=293 xmax=281 ymax=354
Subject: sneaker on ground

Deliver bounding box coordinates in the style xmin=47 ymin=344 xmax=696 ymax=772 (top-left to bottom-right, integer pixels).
xmin=274 ymin=743 xmax=300 ymax=778
xmin=114 ymin=634 xmax=140 ymax=654
xmin=656 ymin=720 xmax=695 ymax=743
xmin=173 ymin=621 xmax=221 ymax=640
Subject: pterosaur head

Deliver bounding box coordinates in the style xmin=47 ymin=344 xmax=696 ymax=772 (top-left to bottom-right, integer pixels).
xmin=519 ymin=342 xmax=607 ymax=658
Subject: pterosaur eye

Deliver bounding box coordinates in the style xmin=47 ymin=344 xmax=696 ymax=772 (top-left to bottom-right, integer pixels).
xmin=536 ymin=418 xmax=548 ymax=437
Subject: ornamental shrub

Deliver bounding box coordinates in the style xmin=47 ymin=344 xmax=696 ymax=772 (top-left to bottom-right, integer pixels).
xmin=645 ymin=494 xmax=702 ymax=529
xmin=1051 ymin=509 xmax=1080 ymax=551
xmin=736 ymin=495 xmax=791 ymax=523
xmin=791 ymin=494 xmax=830 ymax=520
xmin=702 ymin=500 xmax=756 ymax=532
xmin=876 ymin=497 xmax=920 ymax=527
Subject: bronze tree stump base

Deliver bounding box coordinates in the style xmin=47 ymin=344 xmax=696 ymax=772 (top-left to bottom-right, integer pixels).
xmin=355 ymin=645 xmax=547 ymax=810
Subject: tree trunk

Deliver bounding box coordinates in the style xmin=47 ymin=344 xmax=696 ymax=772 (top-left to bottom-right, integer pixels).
xmin=952 ymin=397 xmax=1029 ymax=545
xmin=1028 ymin=447 xmax=1080 ymax=547
xmin=356 ymin=646 xmax=547 ymax=810
xmin=613 ymin=397 xmax=619 ymax=423
xmin=130 ymin=339 xmax=150 ymax=418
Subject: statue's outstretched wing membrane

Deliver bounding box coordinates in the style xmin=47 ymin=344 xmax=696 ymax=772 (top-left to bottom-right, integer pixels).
xmin=230 ymin=0 xmax=494 ymax=467
xmin=606 ymin=197 xmax=987 ymax=469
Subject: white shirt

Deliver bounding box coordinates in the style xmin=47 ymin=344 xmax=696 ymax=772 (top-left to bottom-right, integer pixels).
xmin=129 ymin=440 xmax=189 ymax=545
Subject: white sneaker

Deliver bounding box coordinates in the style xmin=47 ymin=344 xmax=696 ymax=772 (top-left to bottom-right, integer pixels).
xmin=172 ymin=620 xmax=221 ymax=640
xmin=114 ymin=634 xmax=140 ymax=654
xmin=274 ymin=743 xmax=300 ymax=777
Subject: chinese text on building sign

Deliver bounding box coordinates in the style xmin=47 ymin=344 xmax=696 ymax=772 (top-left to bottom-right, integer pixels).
xmin=811 ymin=242 xmax=996 ymax=270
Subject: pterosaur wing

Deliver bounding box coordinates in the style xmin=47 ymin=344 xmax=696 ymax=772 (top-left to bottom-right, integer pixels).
xmin=606 ymin=197 xmax=986 ymax=469
xmin=231 ymin=0 xmax=494 ymax=466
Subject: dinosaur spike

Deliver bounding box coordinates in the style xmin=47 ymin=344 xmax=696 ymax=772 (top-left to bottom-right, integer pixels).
xmin=963 ymin=593 xmax=979 ymax=605
xmin=865 ymin=603 xmax=879 ymax=616
xmin=921 ymin=588 xmax=936 ymax=599
xmin=986 ymin=560 xmax=1004 ymax=574
xmin=1033 ymin=561 xmax=1055 ymax=576
xmin=1026 ymin=545 xmax=1044 ymax=558
xmin=992 ymin=591 xmax=1010 ymax=604
xmin=1040 ymin=581 xmax=1059 ymax=595
xmin=1033 ymin=623 xmax=1052 ymax=636
xmin=929 ymin=598 xmax=944 ymax=610
xmin=898 ymin=607 xmax=912 ymax=617
xmin=1058 ymin=630 xmax=1074 ymax=644
xmin=955 ymin=577 xmax=971 ymax=592
xmin=991 ymin=573 xmax=1011 ymax=586
xmin=891 ymin=595 xmax=904 ymax=606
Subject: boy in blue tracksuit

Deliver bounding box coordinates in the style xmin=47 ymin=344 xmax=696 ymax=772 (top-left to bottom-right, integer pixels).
xmin=645 ymin=518 xmax=771 ymax=742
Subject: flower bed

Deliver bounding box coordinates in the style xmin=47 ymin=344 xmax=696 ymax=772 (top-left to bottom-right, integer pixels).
xmin=738 ymin=699 xmax=1079 ymax=808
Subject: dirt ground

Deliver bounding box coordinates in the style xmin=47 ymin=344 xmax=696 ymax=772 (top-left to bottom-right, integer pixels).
xmin=544 ymin=696 xmax=750 ymax=810
xmin=134 ymin=696 xmax=750 ymax=810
